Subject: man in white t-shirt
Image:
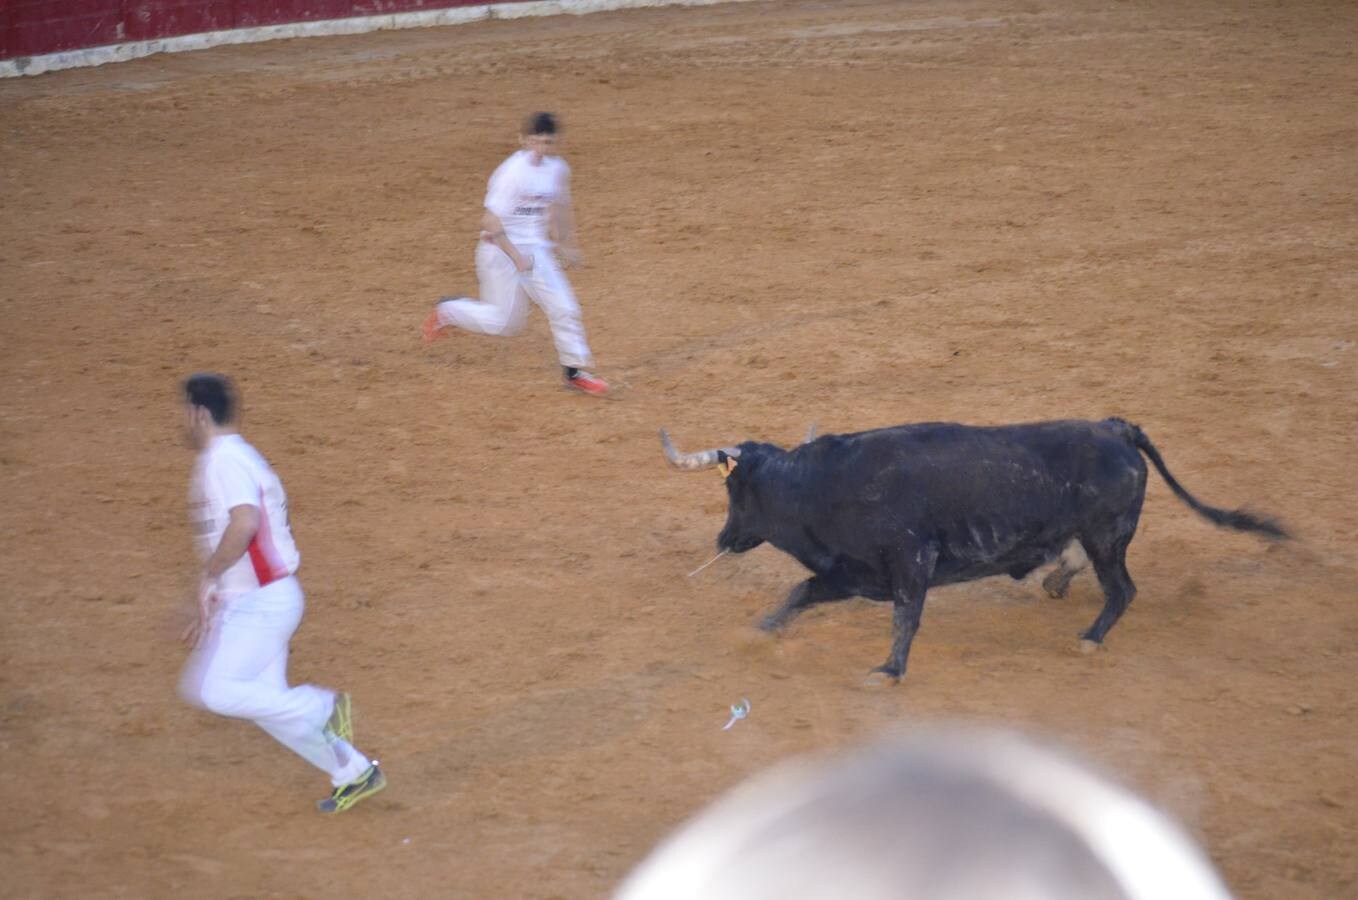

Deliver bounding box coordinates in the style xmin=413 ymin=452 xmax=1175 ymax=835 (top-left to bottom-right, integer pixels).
xmin=177 ymin=373 xmax=386 ymax=814
xmin=422 ymin=112 xmax=611 ymax=397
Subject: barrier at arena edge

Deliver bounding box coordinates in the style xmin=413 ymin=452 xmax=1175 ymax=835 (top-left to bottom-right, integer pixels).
xmin=0 ymin=0 xmax=753 ymax=78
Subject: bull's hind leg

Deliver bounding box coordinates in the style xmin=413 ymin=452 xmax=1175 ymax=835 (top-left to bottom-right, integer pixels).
xmin=1041 ymin=563 xmax=1078 ymax=599
xmin=1079 ymin=536 xmax=1137 ymax=646
xmin=759 ymin=576 xmax=852 ymax=632
xmin=1041 ymin=543 xmax=1089 ymax=599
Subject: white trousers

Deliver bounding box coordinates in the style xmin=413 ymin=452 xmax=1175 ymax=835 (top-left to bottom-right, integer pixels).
xmin=179 ymin=576 xmax=370 ymax=787
xmin=435 ymin=241 xmax=594 ymax=369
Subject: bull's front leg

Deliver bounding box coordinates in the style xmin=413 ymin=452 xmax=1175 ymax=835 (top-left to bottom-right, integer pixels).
xmin=759 ymin=575 xmax=851 ymax=632
xmin=872 ymin=544 xmax=938 ymax=683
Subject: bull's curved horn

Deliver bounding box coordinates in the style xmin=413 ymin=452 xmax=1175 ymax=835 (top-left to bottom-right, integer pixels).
xmin=802 ymin=422 xmax=818 ymax=444
xmin=658 ymin=428 xmax=740 ymax=470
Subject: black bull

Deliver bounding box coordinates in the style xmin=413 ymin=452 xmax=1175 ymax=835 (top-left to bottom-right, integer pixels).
xmin=660 ymin=418 xmax=1286 ymax=681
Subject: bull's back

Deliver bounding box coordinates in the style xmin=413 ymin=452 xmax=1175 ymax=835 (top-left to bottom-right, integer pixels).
xmin=819 ymin=419 xmax=1126 ymax=494
xmin=843 ymin=419 xmax=1141 ymax=482
xmin=803 ymin=419 xmax=1145 ymax=578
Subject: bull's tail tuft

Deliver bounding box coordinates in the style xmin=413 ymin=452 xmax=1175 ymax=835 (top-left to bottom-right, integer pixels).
xmin=1114 ymin=419 xmax=1289 ymax=540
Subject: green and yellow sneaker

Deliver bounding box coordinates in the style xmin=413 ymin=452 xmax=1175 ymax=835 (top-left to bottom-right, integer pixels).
xmin=317 ymin=763 xmax=386 ymax=814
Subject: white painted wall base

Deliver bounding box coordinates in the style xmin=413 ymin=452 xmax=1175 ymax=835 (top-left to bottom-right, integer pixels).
xmin=1 ymin=0 xmax=754 ymax=78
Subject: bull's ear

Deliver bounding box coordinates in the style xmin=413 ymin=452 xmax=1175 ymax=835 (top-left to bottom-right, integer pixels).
xmin=717 ymin=451 xmax=739 ymax=480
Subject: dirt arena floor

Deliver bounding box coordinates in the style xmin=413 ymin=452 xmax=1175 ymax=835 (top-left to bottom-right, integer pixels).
xmin=2 ymin=0 xmax=1356 ymax=896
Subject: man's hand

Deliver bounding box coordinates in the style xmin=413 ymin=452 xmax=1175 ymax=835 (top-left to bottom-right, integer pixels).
xmin=558 ymin=246 xmax=584 ymax=269
xmin=180 ymin=577 xmax=219 ymax=649
xmin=481 ymin=212 xmax=533 ymax=273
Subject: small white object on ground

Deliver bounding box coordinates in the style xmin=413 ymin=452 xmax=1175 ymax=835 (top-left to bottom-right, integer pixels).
xmin=723 ymin=698 xmax=751 ymax=731
xmin=687 ymin=550 xmax=729 ymax=578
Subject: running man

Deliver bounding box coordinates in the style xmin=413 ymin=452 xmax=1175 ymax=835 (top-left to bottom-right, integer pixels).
xmin=177 ymin=373 xmax=386 ymax=814
xmin=422 ymin=112 xmax=611 ymax=397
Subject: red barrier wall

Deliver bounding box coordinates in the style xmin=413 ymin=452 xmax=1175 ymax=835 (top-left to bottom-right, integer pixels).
xmin=1 ymin=0 xmax=514 ymax=60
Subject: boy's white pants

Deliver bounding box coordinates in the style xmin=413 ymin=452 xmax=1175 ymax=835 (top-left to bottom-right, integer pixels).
xmin=434 ymin=241 xmax=594 ymax=369
xmin=179 ymin=576 xmax=370 ymax=788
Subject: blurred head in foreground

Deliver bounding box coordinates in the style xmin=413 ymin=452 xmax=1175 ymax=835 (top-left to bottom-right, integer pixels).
xmin=615 ymin=728 xmax=1231 ymax=900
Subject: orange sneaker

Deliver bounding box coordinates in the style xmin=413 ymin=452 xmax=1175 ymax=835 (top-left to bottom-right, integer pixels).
xmin=422 ymin=308 xmax=449 ymax=343
xmin=565 ymin=369 xmax=611 ymax=397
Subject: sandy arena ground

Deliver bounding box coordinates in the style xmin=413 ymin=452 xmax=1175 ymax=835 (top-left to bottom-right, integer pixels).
xmin=2 ymin=0 xmax=1356 ymax=896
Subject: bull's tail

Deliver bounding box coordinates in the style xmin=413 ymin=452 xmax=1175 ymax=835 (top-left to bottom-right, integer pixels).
xmin=1112 ymin=419 xmax=1289 ymax=540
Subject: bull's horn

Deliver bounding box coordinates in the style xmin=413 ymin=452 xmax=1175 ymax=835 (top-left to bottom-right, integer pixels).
xmin=803 ymin=422 xmax=818 ymax=444
xmin=658 ymin=428 xmax=740 ymax=470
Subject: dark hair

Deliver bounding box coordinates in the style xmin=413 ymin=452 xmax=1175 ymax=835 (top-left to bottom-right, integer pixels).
xmin=184 ymin=373 xmax=236 ymax=425
xmin=523 ymin=111 xmax=558 ymax=136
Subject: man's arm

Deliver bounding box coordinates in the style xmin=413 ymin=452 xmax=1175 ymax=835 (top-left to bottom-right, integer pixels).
xmin=182 ymin=504 xmax=260 ymax=648
xmin=204 ymin=504 xmax=261 ymax=579
xmin=549 ymin=168 xmax=582 ymax=267
xmin=549 ymin=199 xmax=582 ymax=267
xmin=481 ymin=210 xmax=534 ymax=272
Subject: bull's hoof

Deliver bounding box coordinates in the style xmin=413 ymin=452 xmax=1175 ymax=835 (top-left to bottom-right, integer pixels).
xmin=863 ymin=667 xmax=901 ymax=688
xmin=731 ymin=625 xmax=777 ymax=652
xmin=757 ymin=615 xmax=786 ymax=634
xmin=1042 ymin=571 xmax=1071 ymax=599
xmin=1079 ymin=638 xmax=1102 ymax=655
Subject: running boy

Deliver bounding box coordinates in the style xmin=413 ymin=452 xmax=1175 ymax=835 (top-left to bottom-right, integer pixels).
xmin=422 ymin=112 xmax=610 ymax=396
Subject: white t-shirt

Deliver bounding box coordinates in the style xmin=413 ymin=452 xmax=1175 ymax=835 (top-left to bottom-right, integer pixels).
xmin=484 ymin=150 xmax=571 ymax=247
xmin=189 ymin=434 xmax=300 ymax=599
